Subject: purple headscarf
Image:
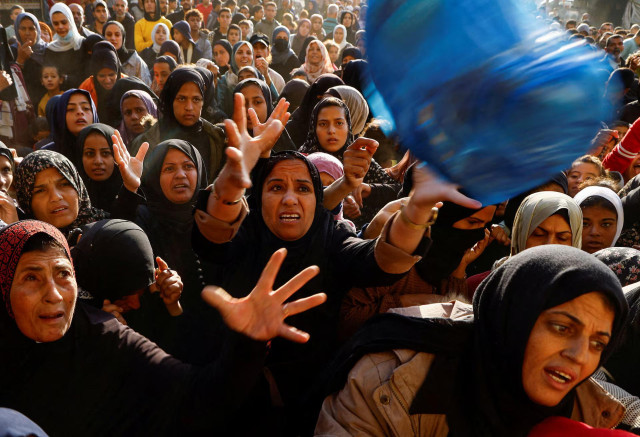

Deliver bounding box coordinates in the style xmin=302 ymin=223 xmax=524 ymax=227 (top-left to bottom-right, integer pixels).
xmin=117 ymin=90 xmax=158 ymax=145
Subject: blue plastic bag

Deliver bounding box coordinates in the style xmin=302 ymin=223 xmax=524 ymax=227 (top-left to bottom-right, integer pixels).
xmin=366 ymin=0 xmax=610 ymax=204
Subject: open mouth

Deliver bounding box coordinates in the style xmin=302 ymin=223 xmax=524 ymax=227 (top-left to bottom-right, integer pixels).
xmin=173 ymin=183 xmax=190 ymax=191
xmin=50 ymin=206 xmax=68 ymax=215
xmin=545 ymin=368 xmax=574 ymax=385
xmin=280 ymin=213 xmax=300 ymax=223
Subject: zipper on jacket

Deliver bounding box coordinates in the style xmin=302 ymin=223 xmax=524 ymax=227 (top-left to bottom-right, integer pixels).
xmin=389 ymin=379 xmax=418 ymax=436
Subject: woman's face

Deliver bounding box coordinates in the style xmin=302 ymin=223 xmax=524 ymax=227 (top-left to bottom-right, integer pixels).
xmin=65 ymin=93 xmax=94 ymax=136
xmin=213 ymin=44 xmax=230 ymax=67
xmin=522 ymin=292 xmax=614 ymax=407
xmin=342 ymin=13 xmax=353 ymax=28
xmin=452 ymin=206 xmax=497 ymax=229
xmin=525 ymin=214 xmax=573 ymax=249
xmin=311 ymin=17 xmax=322 ymax=31
xmin=238 ymin=69 xmax=258 ymax=81
xmin=144 ymin=0 xmax=156 ymax=14
xmin=299 ymin=21 xmax=310 ymax=36
xmin=82 ymin=132 xmax=115 ymax=181
xmin=31 ymin=167 xmax=79 ymax=229
xmin=172 ymin=82 xmax=203 ymax=127
xmin=307 ymin=42 xmax=322 ymax=64
xmin=104 ymin=24 xmax=123 ymax=50
xmin=96 ymin=67 xmax=118 ymax=91
xmin=240 ymin=84 xmax=267 ymax=129
xmin=10 ymin=247 xmax=77 ymax=342
xmin=581 ymin=205 xmax=617 ymax=254
xmin=568 ymin=163 xmax=600 ymax=197
xmin=155 ymin=25 xmax=167 ymax=45
xmin=0 ymin=155 xmax=12 ymax=192
xmin=316 ymin=105 xmax=349 ymax=153
xmin=327 ymin=45 xmax=338 ymax=63
xmin=122 ymin=96 xmax=149 ymax=135
xmin=51 ymin=12 xmax=70 ymax=39
xmin=235 ymin=44 xmax=253 ymax=68
xmin=18 ymin=17 xmax=38 ymax=45
xmin=159 ymin=148 xmax=198 ymax=204
xmin=261 ymin=160 xmax=316 ymax=241
xmin=333 ymin=27 xmax=344 ymax=43
xmin=153 ymin=62 xmax=171 ymax=91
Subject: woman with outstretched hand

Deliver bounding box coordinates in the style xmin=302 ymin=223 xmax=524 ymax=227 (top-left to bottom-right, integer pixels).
xmin=191 ymin=92 xmax=481 ymax=433
xmin=0 ymin=220 xmax=325 ymax=436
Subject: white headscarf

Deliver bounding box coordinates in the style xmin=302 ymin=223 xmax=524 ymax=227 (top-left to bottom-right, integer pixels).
xmin=332 ymin=24 xmax=348 ymax=50
xmin=151 ymin=23 xmax=170 ymax=53
xmin=302 ymin=40 xmax=334 ymax=84
xmin=574 ymin=186 xmax=624 ymax=246
xmin=48 ymin=3 xmax=84 ymax=52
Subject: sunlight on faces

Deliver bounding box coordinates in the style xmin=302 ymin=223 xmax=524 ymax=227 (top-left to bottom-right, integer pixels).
xmin=187 ymin=16 xmax=201 ymax=32
xmin=96 ymin=68 xmax=118 ymax=91
xmin=31 ymin=168 xmax=79 ymax=229
xmin=307 ymin=41 xmax=322 ymax=64
xmin=522 ymin=292 xmax=614 ymax=407
xmin=66 ymin=93 xmax=94 ymax=136
xmin=159 ymin=148 xmax=198 ymax=204
xmin=153 ymin=62 xmax=171 ymax=92
xmin=327 ymin=45 xmax=338 ymax=63
xmin=51 ymin=12 xmax=70 ymax=38
xmin=239 ymin=23 xmax=250 ymax=39
xmin=342 ymin=12 xmax=352 ymax=27
xmin=213 ymin=44 xmax=230 ymax=67
xmin=568 ymin=163 xmax=600 ymax=197
xmin=82 ymin=133 xmax=115 ymax=182
xmin=0 ymin=156 xmax=12 ymax=192
xmin=162 ymin=51 xmax=178 ymax=62
xmin=311 ymin=17 xmax=322 ymax=31
xmin=235 ymin=44 xmax=253 ymax=68
xmin=10 ymin=248 xmax=77 ymax=342
xmin=172 ymin=31 xmax=185 ymax=45
xmin=333 ymin=27 xmax=344 ymax=43
xmin=581 ymin=205 xmax=618 ymax=254
xmin=252 ymin=42 xmax=269 ymax=60
xmin=18 ymin=17 xmax=37 ymax=45
xmin=240 ymin=83 xmax=267 ymax=129
xmin=227 ymin=28 xmax=241 ymax=45
xmin=104 ymin=24 xmax=123 ymax=50
xmin=69 ymin=4 xmax=83 ymax=27
xmin=299 ymin=20 xmax=310 ymax=36
xmin=261 ymin=160 xmax=316 ymax=241
xmin=154 ymin=25 xmax=168 ymax=45
xmin=316 ymin=105 xmax=349 ymax=153
xmin=525 ymin=214 xmax=573 ymax=249
xmin=122 ymin=96 xmax=149 ymax=135
xmin=114 ymin=0 xmax=127 ymax=18
xmin=172 ymin=82 xmax=203 ymax=126
xmin=144 ymin=0 xmax=156 ymax=14
xmin=41 ymin=66 xmax=63 ymax=91
xmin=94 ymin=5 xmax=108 ymax=24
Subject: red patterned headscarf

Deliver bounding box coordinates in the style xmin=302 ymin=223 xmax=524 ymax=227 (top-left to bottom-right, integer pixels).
xmin=0 ymin=221 xmax=71 ymax=318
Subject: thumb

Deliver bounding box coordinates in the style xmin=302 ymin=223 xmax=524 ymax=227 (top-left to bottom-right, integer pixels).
xmin=201 ymin=285 xmax=234 ymax=314
xmin=156 ymin=256 xmax=169 ymax=271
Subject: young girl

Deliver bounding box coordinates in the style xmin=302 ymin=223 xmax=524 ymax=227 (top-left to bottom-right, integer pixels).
xmin=38 ymin=65 xmax=64 ymax=117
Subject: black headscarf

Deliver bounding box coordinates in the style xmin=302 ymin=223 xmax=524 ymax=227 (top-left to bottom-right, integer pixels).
xmin=341 ymin=59 xmax=369 ymax=95
xmin=141 ymin=139 xmax=207 ymax=227
xmin=286 ymin=73 xmax=343 ymax=147
xmin=279 ymin=78 xmax=309 ymax=113
xmin=82 ymin=34 xmax=105 ymax=57
xmin=49 ymin=89 xmax=99 ymax=160
xmin=72 ymin=219 xmax=154 ymax=306
xmin=234 ymin=78 xmax=273 ymax=121
xmin=339 ymin=10 xmax=356 ymax=44
xmin=160 ymin=40 xmax=184 ymax=64
xmin=299 ymin=97 xmax=354 ymax=159
xmin=90 ymin=41 xmax=122 ymax=122
xmin=75 ymin=123 xmax=123 ymax=212
xmin=0 ymin=141 xmax=14 ymax=174
xmin=160 ymin=67 xmax=205 ymax=126
xmin=194 ymin=66 xmax=216 ymax=122
xmin=144 ymin=0 xmax=162 ymax=21
xmin=102 ymin=76 xmax=158 ymax=128
xmin=338 ymin=46 xmax=362 ymax=67
xmin=321 ymin=245 xmax=629 ymax=437
xmin=103 ymin=21 xmax=135 ymax=64
xmin=297 ymin=36 xmax=317 ymax=64
xmin=213 ymin=39 xmax=233 ymax=75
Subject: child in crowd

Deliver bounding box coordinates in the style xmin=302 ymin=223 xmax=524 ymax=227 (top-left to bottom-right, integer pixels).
xmin=38 ymin=65 xmax=64 ymax=117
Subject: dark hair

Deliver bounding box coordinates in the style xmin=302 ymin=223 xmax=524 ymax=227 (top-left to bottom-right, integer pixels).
xmin=219 ymin=7 xmax=231 ymax=15
xmin=185 ymin=8 xmax=203 ymax=21
xmin=609 ymin=68 xmax=635 ymax=89
xmin=252 ymin=5 xmax=263 ymax=13
xmin=29 ymin=116 xmax=50 ymax=139
xmin=224 ymin=0 xmax=236 ymax=6
xmin=228 ymin=23 xmax=241 ymax=34
xmin=41 ymin=63 xmax=61 ymax=76
xmin=22 ymin=233 xmax=69 ymax=258
xmin=607 ymin=34 xmax=623 ymax=47
xmin=580 ymin=195 xmax=617 ymax=215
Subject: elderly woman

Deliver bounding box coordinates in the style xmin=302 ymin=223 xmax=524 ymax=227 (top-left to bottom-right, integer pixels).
xmin=192 ymin=93 xmax=481 ymax=430
xmin=0 ymin=220 xmax=325 ymax=435
xmin=316 ymin=245 xmax=630 ymax=435
xmin=130 ymin=68 xmax=226 ymax=182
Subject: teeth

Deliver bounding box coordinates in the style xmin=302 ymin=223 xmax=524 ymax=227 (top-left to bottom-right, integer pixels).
xmin=548 ymin=370 xmax=571 ymax=383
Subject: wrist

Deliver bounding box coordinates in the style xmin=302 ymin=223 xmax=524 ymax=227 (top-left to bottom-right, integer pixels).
xmin=403 ymin=201 xmax=436 ymax=228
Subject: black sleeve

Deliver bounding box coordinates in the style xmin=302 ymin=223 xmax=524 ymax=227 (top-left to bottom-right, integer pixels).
xmin=110 ymin=185 xmax=146 ymax=221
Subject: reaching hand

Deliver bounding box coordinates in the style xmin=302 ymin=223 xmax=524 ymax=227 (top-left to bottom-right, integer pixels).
xmin=589 ymin=129 xmax=618 ymax=160
xmin=152 ymin=256 xmax=183 ymax=316
xmin=102 ymin=300 xmax=128 ymax=325
xmin=248 ymin=97 xmax=290 ymax=142
xmin=112 ymin=130 xmax=148 ymax=193
xmin=0 ymin=191 xmax=18 ymax=224
xmin=342 ymin=138 xmax=378 ymax=190
xmin=408 ymin=163 xmax=481 ymax=211
xmin=201 ymin=248 xmax=327 ymax=343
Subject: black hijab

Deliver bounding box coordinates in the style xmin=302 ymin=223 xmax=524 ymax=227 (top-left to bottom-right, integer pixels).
xmin=103 ymin=21 xmax=135 ymax=64
xmin=321 ymin=245 xmax=629 ymax=437
xmin=279 ymin=78 xmax=309 ymax=113
xmin=298 ymin=36 xmax=317 ymax=64
xmin=0 ymin=141 xmax=14 ymax=173
xmin=102 ymin=76 xmax=158 ymax=127
xmin=213 ymin=40 xmax=233 ymax=75
xmin=141 ymin=139 xmax=207 ymax=226
xmin=299 ymin=97 xmax=354 ymax=159
xmin=144 ymin=0 xmax=162 ymax=21
xmin=159 ymin=40 xmax=183 ymax=64
xmin=72 ymin=219 xmax=154 ymax=306
xmin=90 ymin=41 xmax=122 ymax=122
xmin=75 ymin=123 xmax=123 ymax=212
xmin=286 ymin=73 xmax=343 ymax=147
xmin=160 ymin=67 xmax=205 ymax=126
xmin=341 ymin=59 xmax=369 ymax=95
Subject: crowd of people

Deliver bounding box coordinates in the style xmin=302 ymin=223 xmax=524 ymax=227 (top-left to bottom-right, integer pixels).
xmin=5 ymin=0 xmax=640 ymax=435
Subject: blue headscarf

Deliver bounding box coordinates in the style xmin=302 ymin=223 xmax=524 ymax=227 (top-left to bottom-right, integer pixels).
xmin=230 ymin=41 xmax=254 ymax=74
xmin=13 ymin=12 xmax=47 ymax=64
xmin=50 ymin=89 xmax=99 ymax=160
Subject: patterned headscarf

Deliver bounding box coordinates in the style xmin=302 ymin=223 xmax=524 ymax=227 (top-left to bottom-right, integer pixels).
xmin=301 ymin=39 xmax=334 ymax=83
xmin=594 ymin=247 xmax=640 ymax=287
xmin=14 ymin=151 xmax=108 ymax=233
xmin=0 ymin=220 xmax=71 ymax=318
xmin=299 ymin=97 xmax=354 ymax=159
